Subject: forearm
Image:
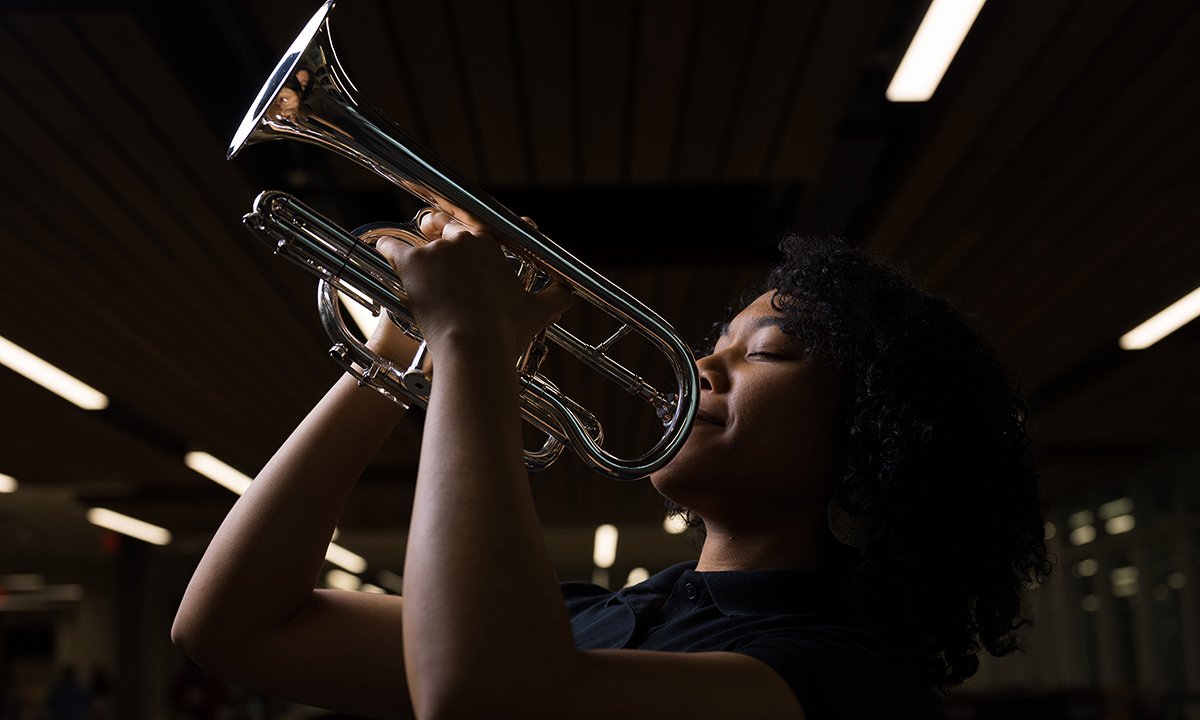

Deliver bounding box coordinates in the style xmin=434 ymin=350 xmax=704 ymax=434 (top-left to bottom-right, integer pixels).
xmin=401 ymin=333 xmax=577 ymax=716
xmin=173 ymin=372 xmax=407 ymax=659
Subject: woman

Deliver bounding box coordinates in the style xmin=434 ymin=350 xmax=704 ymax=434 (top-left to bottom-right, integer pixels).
xmin=172 ymin=212 xmax=1050 ymax=719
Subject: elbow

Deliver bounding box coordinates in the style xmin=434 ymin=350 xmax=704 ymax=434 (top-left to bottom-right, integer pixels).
xmin=170 ymin=612 xmax=198 ymax=655
xmin=170 ymin=605 xmax=232 ymax=673
xmin=170 ymin=609 xmax=209 ymax=665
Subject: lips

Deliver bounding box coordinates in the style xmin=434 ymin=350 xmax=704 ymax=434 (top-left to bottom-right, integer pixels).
xmin=695 ymin=407 xmax=726 ymax=427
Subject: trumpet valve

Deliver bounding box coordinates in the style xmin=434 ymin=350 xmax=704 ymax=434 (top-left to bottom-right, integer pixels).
xmin=401 ymin=340 xmax=432 ymax=394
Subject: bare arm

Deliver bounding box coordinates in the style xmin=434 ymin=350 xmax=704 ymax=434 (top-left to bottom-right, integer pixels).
xmin=172 ymin=322 xmax=420 ymax=719
xmin=174 ymin=216 xmax=806 ymax=720
xmin=383 ymin=217 xmax=805 ymax=720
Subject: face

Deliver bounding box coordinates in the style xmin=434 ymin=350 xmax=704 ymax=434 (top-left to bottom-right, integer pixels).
xmin=651 ymin=292 xmax=842 ymax=526
xmin=269 ymin=87 xmax=302 ymax=121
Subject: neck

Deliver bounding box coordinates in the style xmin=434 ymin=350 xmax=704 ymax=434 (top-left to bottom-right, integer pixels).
xmin=694 ymin=507 xmax=830 ymax=572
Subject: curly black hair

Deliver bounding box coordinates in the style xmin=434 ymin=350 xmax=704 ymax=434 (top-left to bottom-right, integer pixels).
xmin=675 ymin=234 xmax=1051 ymax=701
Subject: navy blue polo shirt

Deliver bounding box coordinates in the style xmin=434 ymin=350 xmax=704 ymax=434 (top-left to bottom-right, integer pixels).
xmin=562 ymin=561 xmax=924 ymax=719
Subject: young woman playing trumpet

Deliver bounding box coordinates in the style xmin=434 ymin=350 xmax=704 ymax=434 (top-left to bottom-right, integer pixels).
xmin=173 ymin=211 xmax=1049 ymax=719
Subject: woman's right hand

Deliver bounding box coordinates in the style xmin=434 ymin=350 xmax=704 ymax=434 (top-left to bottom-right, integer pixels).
xmin=374 ymin=211 xmax=570 ymax=362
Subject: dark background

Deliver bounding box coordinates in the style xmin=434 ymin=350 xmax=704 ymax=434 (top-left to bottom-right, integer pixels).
xmin=1 ymin=0 xmax=1198 ymax=716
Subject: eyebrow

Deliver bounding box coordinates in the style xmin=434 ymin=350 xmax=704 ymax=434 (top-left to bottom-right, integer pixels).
xmin=719 ymin=315 xmax=787 ymax=337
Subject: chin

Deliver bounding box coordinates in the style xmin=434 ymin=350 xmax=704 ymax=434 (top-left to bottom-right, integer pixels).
xmin=649 ymin=451 xmax=724 ymax=509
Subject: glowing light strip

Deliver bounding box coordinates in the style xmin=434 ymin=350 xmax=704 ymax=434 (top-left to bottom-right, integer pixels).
xmin=325 ymin=542 xmax=367 ymax=574
xmin=593 ymin=524 xmax=618 ymax=569
xmin=887 ymin=0 xmax=987 ymax=102
xmin=1120 ymin=286 xmax=1200 ymax=350
xmin=185 ymin=452 xmax=252 ymax=495
xmin=662 ymin=514 xmax=687 ymax=535
xmin=0 ymin=335 xmax=108 ymax=410
xmin=86 ymin=508 xmax=172 ymax=546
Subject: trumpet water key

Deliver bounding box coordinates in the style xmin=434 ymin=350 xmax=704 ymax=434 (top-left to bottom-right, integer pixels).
xmin=229 ymin=0 xmax=698 ymax=481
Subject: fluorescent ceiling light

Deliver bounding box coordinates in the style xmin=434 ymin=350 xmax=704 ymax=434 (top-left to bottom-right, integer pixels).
xmin=1069 ymin=525 xmax=1097 ymax=546
xmin=1110 ymin=566 xmax=1138 ymax=585
xmin=593 ymin=524 xmax=618 ymax=569
xmin=1067 ymin=510 xmax=1094 ymax=528
xmin=624 ymin=567 xmax=650 ymax=587
xmin=0 ymin=574 xmax=45 ymax=591
xmin=0 ymin=473 xmax=16 ymax=493
xmin=1105 ymin=514 xmax=1135 ymax=535
xmin=886 ymin=0 xmax=987 ymax=102
xmin=325 ymin=568 xmax=362 ymax=591
xmin=375 ymin=569 xmax=404 ymax=594
xmin=325 ymin=542 xmax=367 ymax=574
xmin=1119 ymin=286 xmax=1200 ymax=350
xmin=662 ymin=514 xmax=688 ymax=535
xmin=86 ymin=507 xmax=172 ymax=546
xmin=0 ymin=584 xmax=85 ymax=611
xmin=1097 ymin=497 xmax=1133 ymax=519
xmin=185 ymin=451 xmax=252 ymax=495
xmin=0 ymin=335 xmax=108 ymax=410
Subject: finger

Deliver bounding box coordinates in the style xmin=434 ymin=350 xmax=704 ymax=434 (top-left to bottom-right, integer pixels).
xmin=439 ymin=217 xmax=490 ymax=244
xmin=519 ymin=215 xmax=539 ymax=230
xmin=531 ymin=282 xmax=573 ymax=326
xmin=375 ymin=235 xmax=418 ymax=267
xmin=418 ymin=209 xmax=453 ymax=239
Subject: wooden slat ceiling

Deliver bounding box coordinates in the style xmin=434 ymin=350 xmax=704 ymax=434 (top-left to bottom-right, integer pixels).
xmin=0 ymin=0 xmax=1197 ymax=578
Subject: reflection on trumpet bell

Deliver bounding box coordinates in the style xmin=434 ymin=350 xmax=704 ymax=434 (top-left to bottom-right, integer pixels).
xmin=228 ymin=0 xmax=697 ymax=480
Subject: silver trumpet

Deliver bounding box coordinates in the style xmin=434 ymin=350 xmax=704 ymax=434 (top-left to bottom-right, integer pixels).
xmin=228 ymin=0 xmax=698 ymax=481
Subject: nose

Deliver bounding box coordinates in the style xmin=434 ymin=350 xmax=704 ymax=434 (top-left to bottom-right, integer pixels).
xmin=696 ymin=352 xmax=729 ymax=393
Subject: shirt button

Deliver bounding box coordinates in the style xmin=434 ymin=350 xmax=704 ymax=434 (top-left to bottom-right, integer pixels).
xmin=684 ymin=582 xmax=698 ymax=600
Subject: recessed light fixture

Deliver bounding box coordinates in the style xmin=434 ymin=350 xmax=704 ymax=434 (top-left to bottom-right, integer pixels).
xmin=886 ymin=0 xmax=987 ymax=102
xmin=1119 ymin=286 xmax=1200 ymax=350
xmin=593 ymin=524 xmax=618 ymax=569
xmin=625 ymin=567 xmax=650 ymax=587
xmin=325 ymin=568 xmax=362 ymax=591
xmin=0 ymin=335 xmax=108 ymax=410
xmin=662 ymin=514 xmax=688 ymax=535
xmin=185 ymin=452 xmax=253 ymax=495
xmin=86 ymin=508 xmax=172 ymax=546
xmin=326 ymin=542 xmax=367 ymax=574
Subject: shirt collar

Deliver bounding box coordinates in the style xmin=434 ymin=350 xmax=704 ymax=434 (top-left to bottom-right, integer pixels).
xmin=616 ymin=560 xmax=842 ymax=617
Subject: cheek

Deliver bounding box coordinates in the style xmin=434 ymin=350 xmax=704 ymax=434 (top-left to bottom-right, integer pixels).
xmin=740 ymin=387 xmax=837 ymax=460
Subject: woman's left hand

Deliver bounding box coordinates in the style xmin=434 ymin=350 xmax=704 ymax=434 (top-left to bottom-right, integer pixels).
xmin=375 ymin=211 xmax=571 ymax=359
